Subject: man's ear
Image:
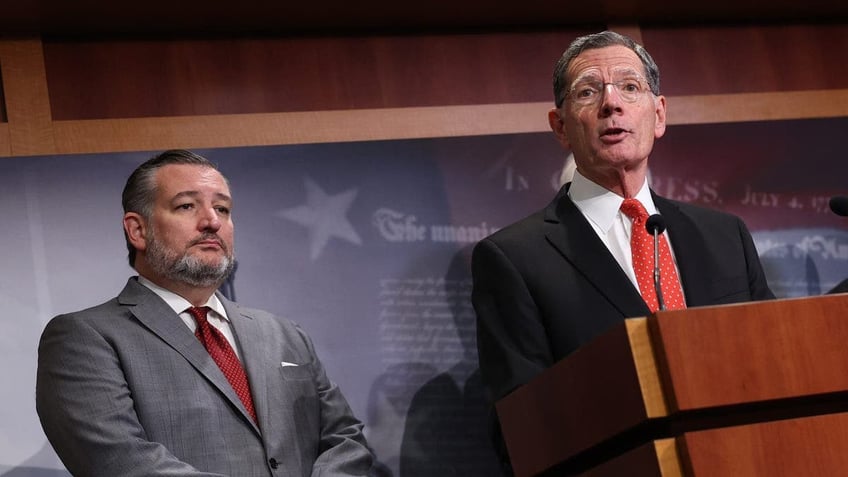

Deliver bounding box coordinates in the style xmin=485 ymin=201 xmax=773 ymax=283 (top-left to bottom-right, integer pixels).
xmin=548 ymin=108 xmax=571 ymax=149
xmin=123 ymin=212 xmax=148 ymax=252
xmin=654 ymin=95 xmax=667 ymax=139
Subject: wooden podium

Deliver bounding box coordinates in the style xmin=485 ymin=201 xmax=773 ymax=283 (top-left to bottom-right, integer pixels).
xmin=496 ymin=294 xmax=848 ymax=476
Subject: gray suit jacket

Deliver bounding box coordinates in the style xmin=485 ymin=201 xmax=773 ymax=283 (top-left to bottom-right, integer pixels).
xmin=36 ymin=277 xmax=372 ymax=477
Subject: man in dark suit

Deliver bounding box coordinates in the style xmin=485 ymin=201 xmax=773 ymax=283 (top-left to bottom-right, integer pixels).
xmin=472 ymin=31 xmax=774 ymax=469
xmin=36 ymin=150 xmax=373 ymax=476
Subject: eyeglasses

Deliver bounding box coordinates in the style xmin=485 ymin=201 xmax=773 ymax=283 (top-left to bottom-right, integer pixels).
xmin=566 ymin=74 xmax=650 ymax=107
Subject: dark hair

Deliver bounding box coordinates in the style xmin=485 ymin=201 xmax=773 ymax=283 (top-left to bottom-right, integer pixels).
xmin=553 ymin=31 xmax=661 ymax=108
xmin=122 ymin=149 xmax=219 ymax=267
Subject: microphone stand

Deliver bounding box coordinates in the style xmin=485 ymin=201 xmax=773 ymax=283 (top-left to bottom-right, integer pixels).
xmin=651 ymin=227 xmax=665 ymax=311
xmin=646 ymin=214 xmax=666 ymax=311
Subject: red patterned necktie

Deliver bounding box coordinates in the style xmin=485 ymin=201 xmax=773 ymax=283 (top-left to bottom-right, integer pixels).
xmin=619 ymin=198 xmax=687 ymax=312
xmin=187 ymin=306 xmax=258 ymax=423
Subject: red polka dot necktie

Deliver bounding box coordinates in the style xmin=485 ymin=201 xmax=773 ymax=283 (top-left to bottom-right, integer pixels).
xmin=620 ymin=198 xmax=687 ymax=312
xmin=187 ymin=306 xmax=258 ymax=423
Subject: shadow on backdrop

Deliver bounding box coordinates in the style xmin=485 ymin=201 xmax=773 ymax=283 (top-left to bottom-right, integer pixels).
xmin=760 ymin=243 xmax=821 ymax=298
xmin=398 ymin=245 xmax=503 ymax=476
xmin=0 ymin=442 xmax=69 ymax=477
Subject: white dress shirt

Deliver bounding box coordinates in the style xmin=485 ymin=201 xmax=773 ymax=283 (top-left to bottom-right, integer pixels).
xmin=567 ymin=170 xmax=682 ymax=293
xmin=136 ymin=275 xmax=243 ymax=359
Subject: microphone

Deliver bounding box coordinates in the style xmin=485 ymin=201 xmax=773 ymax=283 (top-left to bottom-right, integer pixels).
xmin=645 ymin=214 xmax=667 ymax=311
xmin=830 ymin=196 xmax=848 ymax=217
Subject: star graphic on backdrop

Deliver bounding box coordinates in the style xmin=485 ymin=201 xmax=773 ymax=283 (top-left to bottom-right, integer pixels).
xmin=276 ymin=177 xmax=362 ymax=260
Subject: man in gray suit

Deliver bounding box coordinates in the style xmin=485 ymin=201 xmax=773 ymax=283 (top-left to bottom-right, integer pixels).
xmin=36 ymin=149 xmax=373 ymax=476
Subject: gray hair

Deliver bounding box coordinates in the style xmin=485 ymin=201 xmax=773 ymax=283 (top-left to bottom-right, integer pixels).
xmin=122 ymin=149 xmax=220 ymax=267
xmin=553 ymin=31 xmax=661 ymax=108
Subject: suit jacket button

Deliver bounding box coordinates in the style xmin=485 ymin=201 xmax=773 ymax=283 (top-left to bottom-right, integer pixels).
xmin=269 ymin=458 xmax=279 ymax=469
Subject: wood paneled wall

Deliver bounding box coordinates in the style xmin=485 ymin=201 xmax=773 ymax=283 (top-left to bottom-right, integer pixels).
xmin=43 ymin=31 xmax=589 ymax=119
xmin=645 ymin=25 xmax=848 ymax=95
xmin=0 ymin=23 xmax=846 ymax=157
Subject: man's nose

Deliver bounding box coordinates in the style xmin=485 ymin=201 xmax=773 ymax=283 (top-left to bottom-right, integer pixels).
xmin=199 ymin=208 xmax=222 ymax=231
xmin=599 ymin=83 xmax=624 ymax=115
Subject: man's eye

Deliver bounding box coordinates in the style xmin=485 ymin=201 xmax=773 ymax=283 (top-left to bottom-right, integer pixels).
xmin=177 ymin=204 xmax=194 ymax=210
xmin=620 ymin=81 xmax=640 ymax=92
xmin=215 ymin=206 xmax=231 ymax=215
xmin=575 ymin=87 xmax=598 ymax=98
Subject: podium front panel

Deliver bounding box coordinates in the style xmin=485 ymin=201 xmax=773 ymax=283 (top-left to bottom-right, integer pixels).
xmin=653 ymin=294 xmax=848 ymax=411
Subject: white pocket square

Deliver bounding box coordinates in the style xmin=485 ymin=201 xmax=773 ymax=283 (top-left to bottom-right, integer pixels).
xmin=281 ymin=361 xmax=299 ymax=367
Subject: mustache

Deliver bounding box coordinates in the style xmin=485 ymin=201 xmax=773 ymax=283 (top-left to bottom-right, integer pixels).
xmin=189 ymin=233 xmax=229 ymax=252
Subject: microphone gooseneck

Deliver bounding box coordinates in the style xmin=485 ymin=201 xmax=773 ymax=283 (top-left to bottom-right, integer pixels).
xmin=645 ymin=214 xmax=667 ymax=311
xmin=829 ymin=196 xmax=848 ymax=217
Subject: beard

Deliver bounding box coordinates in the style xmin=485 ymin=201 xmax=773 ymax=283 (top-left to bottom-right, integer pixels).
xmin=145 ymin=231 xmax=235 ymax=288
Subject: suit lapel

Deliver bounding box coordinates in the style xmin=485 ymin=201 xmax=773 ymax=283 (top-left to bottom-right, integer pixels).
xmin=543 ymin=187 xmax=650 ymax=317
xmin=221 ymin=296 xmax=266 ymax=434
xmin=118 ymin=279 xmax=260 ymax=435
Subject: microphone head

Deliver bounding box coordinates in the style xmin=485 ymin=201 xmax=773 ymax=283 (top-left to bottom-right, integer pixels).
xmin=830 ymin=196 xmax=848 ymax=217
xmin=645 ymin=214 xmax=666 ymax=234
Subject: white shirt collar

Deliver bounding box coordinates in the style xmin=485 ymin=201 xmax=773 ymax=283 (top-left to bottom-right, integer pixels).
xmin=136 ymin=275 xmax=229 ymax=320
xmin=568 ymin=169 xmax=658 ymax=232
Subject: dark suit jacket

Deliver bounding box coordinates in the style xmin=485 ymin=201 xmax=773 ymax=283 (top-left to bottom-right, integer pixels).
xmin=36 ymin=277 xmax=372 ymax=477
xmin=472 ymin=185 xmax=775 ymax=404
xmin=829 ymin=278 xmax=848 ymax=294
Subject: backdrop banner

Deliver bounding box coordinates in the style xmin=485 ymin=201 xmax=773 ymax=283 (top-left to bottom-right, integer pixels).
xmin=2 ymin=117 xmax=846 ymax=476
